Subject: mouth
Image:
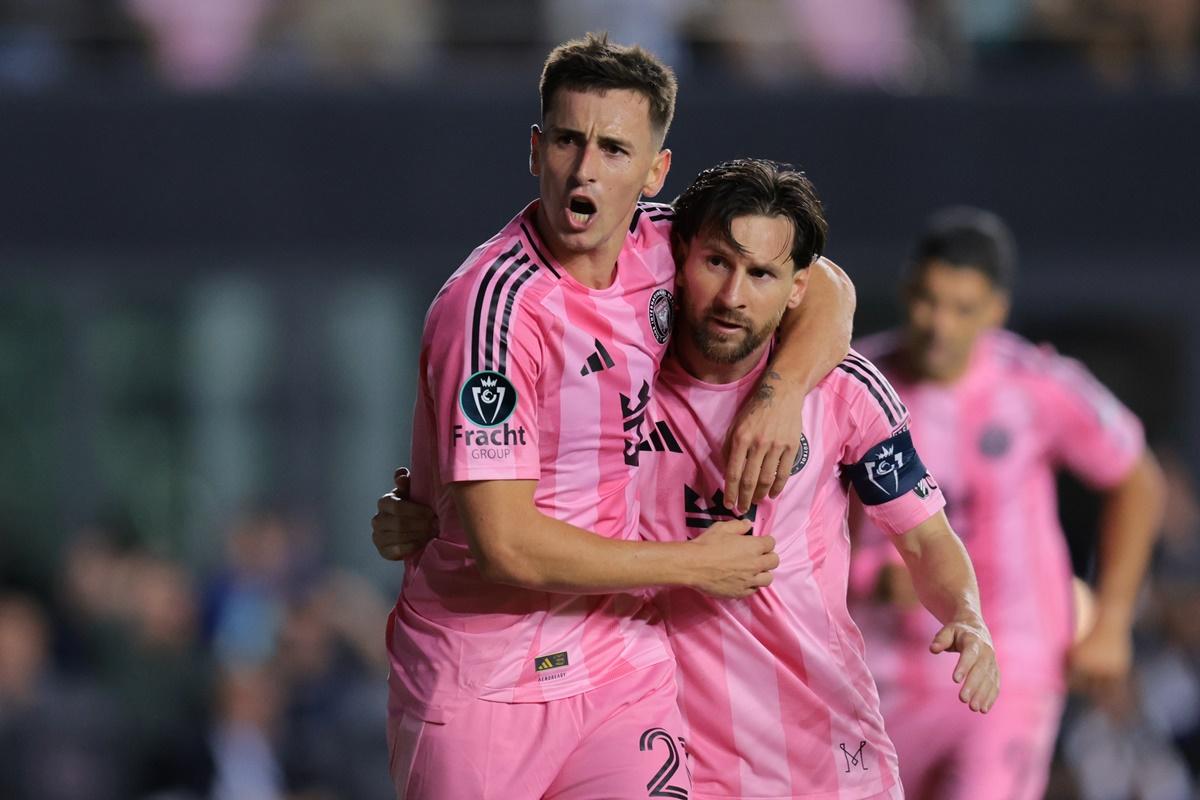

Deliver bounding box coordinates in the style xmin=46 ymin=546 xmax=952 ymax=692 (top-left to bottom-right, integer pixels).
xmin=707 ymin=315 xmax=748 ymax=336
xmin=566 ymin=196 xmax=597 ymax=230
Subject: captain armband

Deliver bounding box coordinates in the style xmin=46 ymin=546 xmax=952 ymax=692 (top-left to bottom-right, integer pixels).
xmin=845 ymin=429 xmax=930 ymax=506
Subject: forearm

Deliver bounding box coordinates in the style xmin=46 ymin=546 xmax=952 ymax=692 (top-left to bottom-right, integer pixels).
xmin=486 ymin=514 xmax=705 ymax=594
xmin=893 ymin=514 xmax=984 ymax=626
xmin=771 ymin=257 xmax=855 ymax=392
xmin=452 ymin=486 xmax=700 ymax=594
xmin=1092 ymin=452 xmax=1166 ymax=629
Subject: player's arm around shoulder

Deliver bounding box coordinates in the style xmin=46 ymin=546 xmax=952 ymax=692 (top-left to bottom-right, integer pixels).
xmin=450 ymin=479 xmax=779 ymax=599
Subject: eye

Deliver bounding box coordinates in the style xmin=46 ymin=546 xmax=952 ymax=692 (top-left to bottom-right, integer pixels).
xmin=556 ymin=133 xmax=578 ymax=146
xmin=749 ymin=269 xmax=775 ymax=281
xmin=601 ymin=142 xmax=627 ymax=156
xmin=706 ymin=255 xmax=726 ymax=269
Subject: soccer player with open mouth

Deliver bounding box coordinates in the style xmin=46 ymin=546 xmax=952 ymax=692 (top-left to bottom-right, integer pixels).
xmin=373 ymin=35 xmax=858 ymax=799
xmin=379 ymin=159 xmax=1000 ymax=799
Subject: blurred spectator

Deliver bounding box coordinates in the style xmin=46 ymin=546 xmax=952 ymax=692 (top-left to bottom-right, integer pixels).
xmin=0 ymin=592 xmax=129 ymax=800
xmin=1054 ymin=451 xmax=1200 ymax=797
xmin=275 ymin=570 xmax=392 ymax=798
xmin=122 ymin=0 xmax=275 ymax=89
xmin=210 ymin=664 xmax=287 ymax=800
xmin=110 ymin=554 xmax=214 ymax=797
xmin=1031 ymin=0 xmax=1200 ymax=87
xmin=54 ymin=526 xmax=215 ymax=798
xmin=276 ymin=0 xmax=439 ymax=84
xmin=790 ymin=0 xmax=920 ymax=89
xmin=689 ymin=0 xmax=807 ymax=85
xmin=202 ymin=509 xmax=316 ymax=668
xmin=544 ymin=0 xmax=690 ymax=74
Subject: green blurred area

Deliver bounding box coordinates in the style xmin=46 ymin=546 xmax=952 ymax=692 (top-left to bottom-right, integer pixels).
xmin=0 ymin=269 xmax=424 ymax=591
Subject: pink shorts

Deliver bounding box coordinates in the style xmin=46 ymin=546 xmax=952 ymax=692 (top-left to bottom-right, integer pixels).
xmin=387 ymin=660 xmax=689 ymax=799
xmin=878 ymin=684 xmax=1064 ymax=800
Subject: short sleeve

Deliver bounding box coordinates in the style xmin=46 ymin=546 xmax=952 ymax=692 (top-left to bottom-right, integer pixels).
xmin=425 ymin=292 xmax=543 ymax=484
xmin=834 ymin=352 xmax=946 ymax=536
xmin=1039 ymin=353 xmax=1144 ymax=489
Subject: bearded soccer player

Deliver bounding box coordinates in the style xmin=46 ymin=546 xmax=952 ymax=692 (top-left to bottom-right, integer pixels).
xmin=383 ymin=37 xmax=855 ymax=798
xmin=380 ymin=160 xmax=1000 ymax=799
xmin=848 ymin=208 xmax=1166 ymax=800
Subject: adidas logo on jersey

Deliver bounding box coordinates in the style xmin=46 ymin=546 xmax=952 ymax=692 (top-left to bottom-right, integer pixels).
xmin=579 ymin=338 xmax=615 ymax=376
xmin=684 ymin=485 xmax=758 ymax=532
xmin=534 ymin=651 xmax=569 ymax=672
xmin=635 ymin=421 xmax=683 ymax=456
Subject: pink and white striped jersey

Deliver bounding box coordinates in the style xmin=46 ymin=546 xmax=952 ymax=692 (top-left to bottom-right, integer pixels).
xmin=640 ymin=347 xmax=946 ymax=800
xmin=388 ymin=201 xmax=680 ymax=722
xmin=849 ymin=329 xmax=1145 ymax=694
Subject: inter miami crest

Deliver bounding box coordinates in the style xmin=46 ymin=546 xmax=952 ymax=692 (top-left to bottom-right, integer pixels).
xmin=648 ymin=288 xmax=673 ymax=344
xmin=978 ymin=424 xmax=1011 ymax=459
xmin=459 ymin=370 xmax=518 ymax=427
xmin=790 ymin=434 xmax=810 ymax=475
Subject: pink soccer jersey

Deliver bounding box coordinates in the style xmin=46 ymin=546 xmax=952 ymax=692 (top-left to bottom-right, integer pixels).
xmin=388 ymin=201 xmax=681 ymax=722
xmin=640 ymin=347 xmax=946 ymax=800
xmin=850 ymin=329 xmax=1146 ymax=694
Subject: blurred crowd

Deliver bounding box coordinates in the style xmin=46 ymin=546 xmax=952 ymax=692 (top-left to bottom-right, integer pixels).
xmin=1047 ymin=451 xmax=1200 ymax=800
xmin=0 ymin=510 xmax=396 ymax=800
xmin=0 ymin=0 xmax=1197 ymax=91
xmin=1 ymin=458 xmax=1199 ymax=799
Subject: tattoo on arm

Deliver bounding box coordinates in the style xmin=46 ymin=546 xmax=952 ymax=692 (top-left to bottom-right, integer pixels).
xmin=752 ymin=370 xmax=781 ymax=407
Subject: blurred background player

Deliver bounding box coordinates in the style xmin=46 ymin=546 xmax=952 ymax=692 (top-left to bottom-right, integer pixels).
xmin=848 ymin=207 xmax=1167 ymax=800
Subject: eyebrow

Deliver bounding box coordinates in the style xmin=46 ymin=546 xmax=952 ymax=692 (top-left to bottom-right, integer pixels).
xmin=548 ymin=125 xmax=635 ymax=153
xmin=700 ymin=237 xmax=783 ymax=274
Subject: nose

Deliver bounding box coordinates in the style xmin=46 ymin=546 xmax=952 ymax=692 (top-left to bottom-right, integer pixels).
xmin=574 ymin=142 xmax=599 ymax=184
xmin=717 ymin=271 xmax=747 ymax=309
xmin=929 ymin=304 xmax=956 ymax=337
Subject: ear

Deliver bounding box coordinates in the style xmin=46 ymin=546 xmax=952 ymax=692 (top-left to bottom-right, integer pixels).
xmin=641 ymin=148 xmax=672 ymax=198
xmin=990 ymin=291 xmax=1011 ymax=327
xmin=786 ymin=265 xmax=811 ymax=310
xmin=529 ymin=124 xmax=542 ymax=177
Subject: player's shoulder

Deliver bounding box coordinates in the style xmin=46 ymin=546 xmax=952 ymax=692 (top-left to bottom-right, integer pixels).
xmin=984 ymin=329 xmax=1088 ymax=387
xmin=818 ymin=349 xmax=909 ymax=429
xmin=430 ymin=208 xmax=558 ymax=320
xmin=851 ymin=329 xmax=905 ymax=364
xmin=627 ymin=200 xmax=675 ymax=246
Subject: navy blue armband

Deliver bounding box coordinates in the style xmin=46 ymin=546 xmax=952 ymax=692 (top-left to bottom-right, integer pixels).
xmin=845 ymin=429 xmax=928 ymax=506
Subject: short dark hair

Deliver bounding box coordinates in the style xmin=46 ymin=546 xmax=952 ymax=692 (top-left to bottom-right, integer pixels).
xmin=909 ymin=206 xmax=1017 ymax=290
xmin=540 ymin=32 xmax=678 ymax=145
xmin=670 ymin=158 xmax=827 ymax=271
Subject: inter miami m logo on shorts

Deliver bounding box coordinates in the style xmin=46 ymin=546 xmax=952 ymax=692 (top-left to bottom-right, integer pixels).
xmin=840 ymin=741 xmax=869 ymax=773
xmin=649 ymin=288 xmax=674 ymax=344
xmin=459 ymin=370 xmax=518 ymax=427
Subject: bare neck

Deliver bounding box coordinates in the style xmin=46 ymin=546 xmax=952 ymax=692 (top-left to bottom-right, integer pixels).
xmin=533 ymin=204 xmax=624 ymax=290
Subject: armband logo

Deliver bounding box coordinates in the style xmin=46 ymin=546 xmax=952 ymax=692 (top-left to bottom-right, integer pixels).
xmin=864 ymin=444 xmax=905 ymax=497
xmin=913 ymin=474 xmax=938 ymax=499
xmin=459 ymin=370 xmax=518 ymax=427
xmin=847 ymin=429 xmax=928 ymax=506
